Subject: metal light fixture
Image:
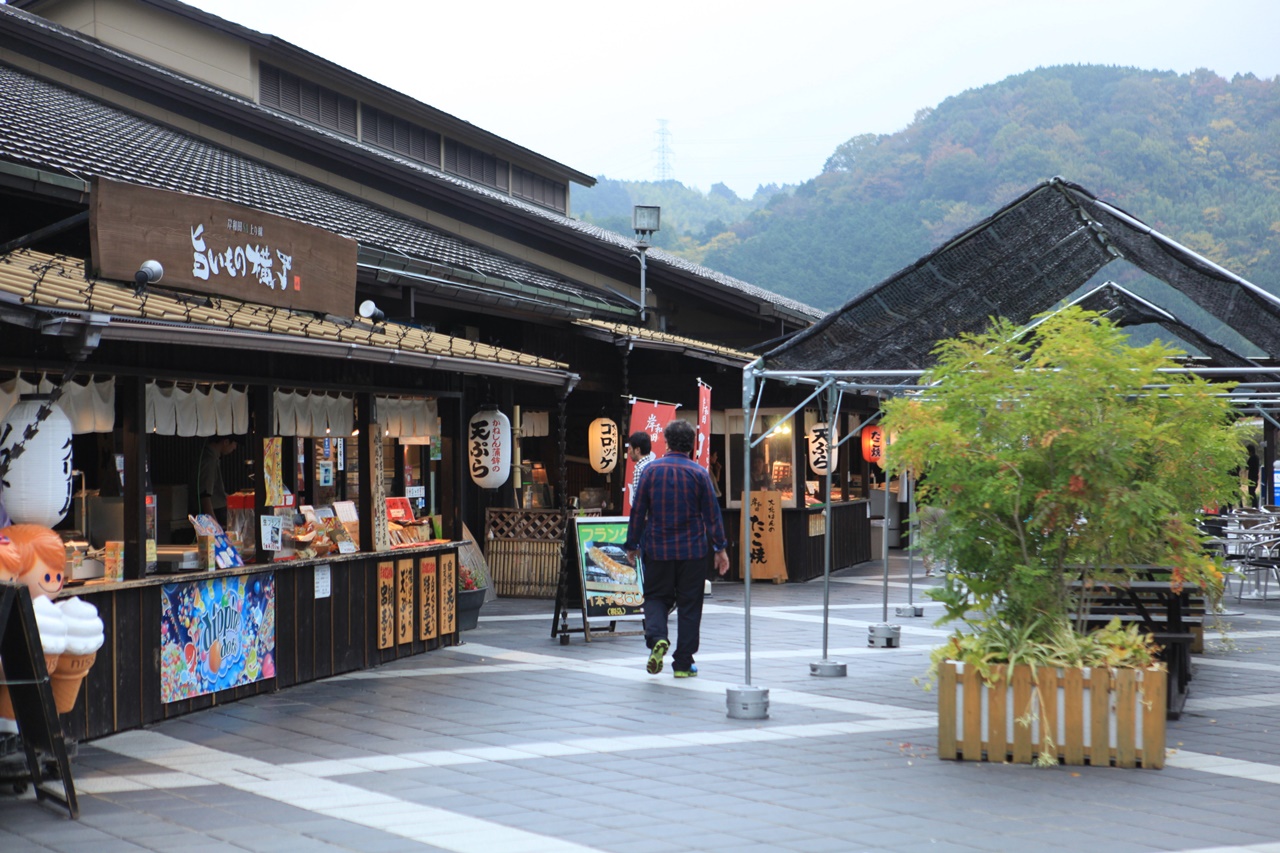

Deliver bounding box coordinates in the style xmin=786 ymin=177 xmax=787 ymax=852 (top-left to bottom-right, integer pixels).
xmin=631 ymin=205 xmax=660 ymax=324
xmin=358 ymin=299 xmax=386 ymax=322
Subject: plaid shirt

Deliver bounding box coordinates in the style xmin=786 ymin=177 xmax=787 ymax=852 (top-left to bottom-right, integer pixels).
xmin=625 ymin=451 xmax=727 ymax=560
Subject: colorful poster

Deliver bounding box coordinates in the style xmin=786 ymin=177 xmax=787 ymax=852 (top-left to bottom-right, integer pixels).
xmin=263 ymin=437 xmax=283 ymax=506
xmin=574 ymin=516 xmax=645 ymax=619
xmin=623 ymin=400 xmax=679 ymax=515
xmin=695 ymin=381 xmax=712 ymax=470
xmin=160 ymin=573 xmax=276 ymax=703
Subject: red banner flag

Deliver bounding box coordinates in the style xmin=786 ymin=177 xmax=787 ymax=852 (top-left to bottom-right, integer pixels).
xmin=695 ymin=381 xmax=712 ymax=470
xmin=623 ymin=400 xmax=678 ymax=515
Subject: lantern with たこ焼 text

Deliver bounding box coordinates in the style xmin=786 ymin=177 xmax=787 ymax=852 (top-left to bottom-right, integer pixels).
xmin=588 ymin=417 xmax=619 ymax=473
xmin=861 ymin=424 xmax=885 ymax=468
xmin=468 ymin=408 xmax=511 ymax=488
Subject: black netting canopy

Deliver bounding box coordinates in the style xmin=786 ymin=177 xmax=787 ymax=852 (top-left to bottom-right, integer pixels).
xmin=762 ymin=178 xmax=1280 ymax=377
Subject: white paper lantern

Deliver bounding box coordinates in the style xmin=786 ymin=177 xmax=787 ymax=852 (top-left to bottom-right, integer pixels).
xmin=588 ymin=417 xmax=620 ymax=474
xmin=0 ymin=394 xmax=74 ymax=526
xmin=808 ymin=421 xmax=838 ymax=476
xmin=468 ymin=408 xmax=511 ymax=489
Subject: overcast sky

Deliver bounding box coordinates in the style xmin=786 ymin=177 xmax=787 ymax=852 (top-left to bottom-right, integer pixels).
xmin=189 ymin=0 xmax=1280 ymax=199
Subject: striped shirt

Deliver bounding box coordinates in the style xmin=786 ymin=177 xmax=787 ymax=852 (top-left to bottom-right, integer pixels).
xmin=625 ymin=451 xmax=727 ymax=560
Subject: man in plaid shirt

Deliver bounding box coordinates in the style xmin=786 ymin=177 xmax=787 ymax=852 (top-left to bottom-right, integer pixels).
xmin=626 ymin=419 xmax=729 ymax=678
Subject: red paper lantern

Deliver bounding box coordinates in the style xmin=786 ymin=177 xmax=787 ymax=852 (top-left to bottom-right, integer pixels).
xmin=861 ymin=424 xmax=885 ymax=467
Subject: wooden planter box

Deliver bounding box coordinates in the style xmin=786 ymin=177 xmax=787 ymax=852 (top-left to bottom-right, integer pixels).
xmin=937 ymin=661 xmax=1166 ymax=768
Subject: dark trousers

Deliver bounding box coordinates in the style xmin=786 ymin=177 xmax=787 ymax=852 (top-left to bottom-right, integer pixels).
xmin=642 ymin=556 xmax=708 ymax=670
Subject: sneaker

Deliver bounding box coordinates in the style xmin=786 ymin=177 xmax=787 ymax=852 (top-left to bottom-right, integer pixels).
xmin=646 ymin=639 xmax=669 ymax=674
xmin=673 ymin=665 xmax=698 ymax=678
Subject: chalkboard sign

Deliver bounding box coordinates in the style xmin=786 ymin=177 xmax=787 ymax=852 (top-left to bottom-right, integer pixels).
xmin=572 ymin=517 xmax=645 ymax=619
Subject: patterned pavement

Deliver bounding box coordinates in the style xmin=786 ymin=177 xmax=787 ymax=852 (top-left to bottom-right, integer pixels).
xmin=4 ymin=554 xmax=1280 ymax=853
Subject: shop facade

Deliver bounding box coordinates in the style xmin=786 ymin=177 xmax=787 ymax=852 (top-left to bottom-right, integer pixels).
xmin=0 ymin=0 xmax=885 ymax=741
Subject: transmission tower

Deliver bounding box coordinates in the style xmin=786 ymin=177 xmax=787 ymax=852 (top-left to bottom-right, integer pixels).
xmin=654 ymin=119 xmax=673 ymax=182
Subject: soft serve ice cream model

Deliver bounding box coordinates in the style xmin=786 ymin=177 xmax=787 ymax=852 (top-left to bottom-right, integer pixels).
xmin=52 ymin=597 xmax=103 ymax=714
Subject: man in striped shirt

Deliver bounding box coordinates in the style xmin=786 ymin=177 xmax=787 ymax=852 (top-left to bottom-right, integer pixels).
xmin=626 ymin=419 xmax=729 ymax=678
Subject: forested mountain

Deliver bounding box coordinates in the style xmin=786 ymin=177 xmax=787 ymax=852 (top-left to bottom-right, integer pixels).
xmin=578 ymin=66 xmax=1280 ymax=351
xmin=571 ymin=179 xmax=788 ymax=264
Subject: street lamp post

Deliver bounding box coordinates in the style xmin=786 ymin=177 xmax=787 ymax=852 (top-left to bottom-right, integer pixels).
xmin=632 ymin=205 xmax=660 ymax=325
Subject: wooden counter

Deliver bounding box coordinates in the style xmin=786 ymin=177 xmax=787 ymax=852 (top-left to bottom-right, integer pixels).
xmin=54 ymin=543 xmax=461 ymax=742
xmin=724 ymin=499 xmax=871 ymax=583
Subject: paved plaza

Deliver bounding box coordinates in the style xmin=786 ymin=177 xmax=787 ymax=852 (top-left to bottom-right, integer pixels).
xmin=5 ymin=555 xmax=1280 ymax=852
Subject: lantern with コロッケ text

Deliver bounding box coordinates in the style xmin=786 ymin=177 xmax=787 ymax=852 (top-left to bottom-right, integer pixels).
xmin=861 ymin=424 xmax=886 ymax=468
xmin=0 ymin=394 xmax=74 ymax=526
xmin=807 ymin=421 xmax=838 ymax=475
xmin=468 ymin=408 xmax=511 ymax=488
xmin=588 ymin=417 xmax=619 ymax=474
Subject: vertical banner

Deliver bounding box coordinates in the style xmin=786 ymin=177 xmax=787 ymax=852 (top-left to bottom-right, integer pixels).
xmin=261 ymin=435 xmax=281 ymax=502
xmin=742 ymin=490 xmax=787 ymax=582
xmin=377 ymin=561 xmax=395 ymax=649
xmin=419 ymin=555 xmax=438 ymax=641
xmin=623 ymin=400 xmax=679 ymax=515
xmin=695 ymin=381 xmax=712 ymax=470
xmin=160 ymin=572 xmax=276 ymax=703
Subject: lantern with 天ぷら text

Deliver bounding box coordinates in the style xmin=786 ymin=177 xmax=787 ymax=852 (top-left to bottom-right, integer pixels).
xmin=861 ymin=424 xmax=885 ymax=468
xmin=0 ymin=394 xmax=73 ymax=526
xmin=588 ymin=417 xmax=619 ymax=474
xmin=468 ymin=408 xmax=511 ymax=488
xmin=807 ymin=421 xmax=838 ymax=476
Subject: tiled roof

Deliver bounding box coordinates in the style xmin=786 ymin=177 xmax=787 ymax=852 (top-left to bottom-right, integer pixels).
xmin=0 ymin=4 xmax=823 ymax=323
xmin=0 ymin=57 xmax=625 ymax=316
xmin=572 ymin=319 xmax=754 ymax=364
xmin=0 ymin=249 xmax=567 ymax=371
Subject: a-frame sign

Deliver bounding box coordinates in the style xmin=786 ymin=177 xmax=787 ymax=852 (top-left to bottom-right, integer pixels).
xmin=0 ymin=584 xmax=78 ymax=818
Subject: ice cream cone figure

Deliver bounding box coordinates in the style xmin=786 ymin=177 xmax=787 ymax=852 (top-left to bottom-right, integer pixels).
xmin=53 ymin=597 xmax=103 ymax=714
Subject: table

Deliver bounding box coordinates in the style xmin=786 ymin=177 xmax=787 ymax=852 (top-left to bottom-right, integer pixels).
xmin=1070 ymin=577 xmax=1199 ymax=719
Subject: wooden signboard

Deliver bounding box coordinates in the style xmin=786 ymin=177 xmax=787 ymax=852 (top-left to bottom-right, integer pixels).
xmin=419 ymin=555 xmax=438 ymax=641
xmin=396 ymin=559 xmax=414 ymax=645
xmin=89 ymin=177 xmax=357 ymax=318
xmin=742 ymin=490 xmax=787 ymax=582
xmin=439 ymin=551 xmax=457 ymax=635
xmin=376 ymin=562 xmax=395 ymax=649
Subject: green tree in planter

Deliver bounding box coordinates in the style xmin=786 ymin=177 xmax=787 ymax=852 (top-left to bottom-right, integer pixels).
xmin=883 ymin=307 xmax=1244 ymax=670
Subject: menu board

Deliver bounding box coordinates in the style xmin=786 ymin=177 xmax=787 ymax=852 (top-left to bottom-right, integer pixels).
xmin=573 ymin=516 xmax=645 ymax=619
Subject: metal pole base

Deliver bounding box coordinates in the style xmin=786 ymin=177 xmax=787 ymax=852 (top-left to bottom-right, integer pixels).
xmin=895 ymin=605 xmax=924 ymax=618
xmin=868 ymin=623 xmax=902 ymax=648
xmin=809 ymin=659 xmax=847 ymax=677
xmin=726 ymin=685 xmax=769 ymax=719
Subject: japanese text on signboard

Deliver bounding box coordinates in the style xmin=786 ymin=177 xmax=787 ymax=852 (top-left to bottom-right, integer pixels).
xmin=191 ymin=223 xmax=295 ymax=294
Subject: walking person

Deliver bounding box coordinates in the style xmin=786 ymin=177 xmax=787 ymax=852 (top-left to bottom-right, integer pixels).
xmin=626 ymin=419 xmax=729 ymax=678
xmin=626 ymin=430 xmax=655 ymax=510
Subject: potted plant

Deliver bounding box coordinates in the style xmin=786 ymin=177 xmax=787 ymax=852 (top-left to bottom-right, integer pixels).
xmin=882 ymin=307 xmax=1244 ymax=768
xmin=456 ymin=561 xmax=489 ymax=631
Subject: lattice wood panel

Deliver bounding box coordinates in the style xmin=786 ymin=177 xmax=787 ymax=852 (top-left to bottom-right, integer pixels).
xmin=486 ymin=508 xmax=569 ymax=541
xmin=488 ymin=538 xmax=563 ymax=598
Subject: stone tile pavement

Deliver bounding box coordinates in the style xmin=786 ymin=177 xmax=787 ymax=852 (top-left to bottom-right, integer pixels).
xmin=5 ymin=554 xmax=1280 ymax=852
